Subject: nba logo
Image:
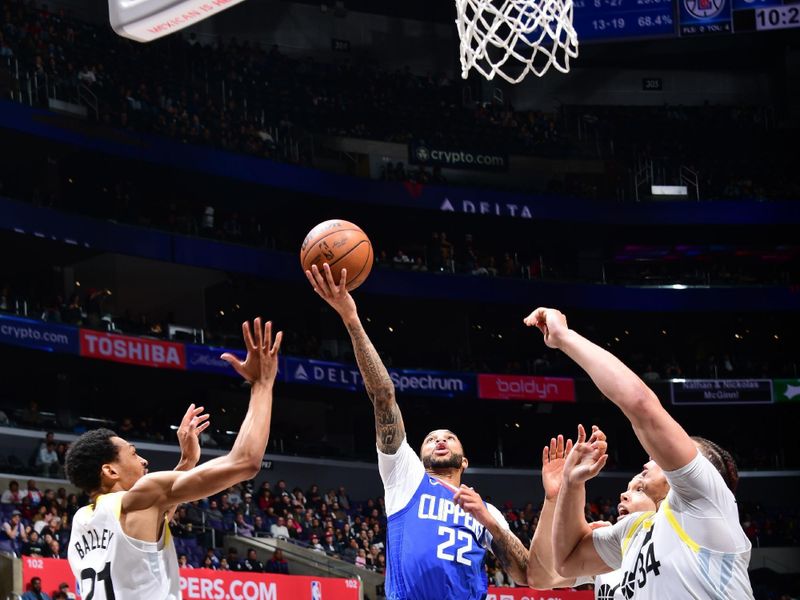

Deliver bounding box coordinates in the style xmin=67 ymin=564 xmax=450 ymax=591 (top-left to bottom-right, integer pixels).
xmin=311 ymin=580 xmax=322 ymax=600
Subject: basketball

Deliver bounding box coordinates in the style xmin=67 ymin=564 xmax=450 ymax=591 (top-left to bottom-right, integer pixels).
xmin=300 ymin=220 xmax=374 ymax=291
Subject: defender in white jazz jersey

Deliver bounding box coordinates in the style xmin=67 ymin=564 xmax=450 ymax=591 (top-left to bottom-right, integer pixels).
xmin=523 ymin=307 xmax=755 ymax=599
xmin=69 ymin=491 xmax=180 ymax=599
xmin=528 ymin=426 xmax=657 ymax=600
xmin=65 ymin=318 xmax=283 ymax=600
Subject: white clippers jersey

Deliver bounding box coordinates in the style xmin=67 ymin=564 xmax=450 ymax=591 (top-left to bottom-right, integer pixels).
xmin=592 ymin=452 xmax=754 ymax=600
xmin=68 ymin=492 xmax=181 ymax=600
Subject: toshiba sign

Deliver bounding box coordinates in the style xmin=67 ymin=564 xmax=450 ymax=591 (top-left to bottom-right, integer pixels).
xmin=478 ymin=374 xmax=575 ymax=402
xmin=80 ymin=330 xmax=186 ymax=370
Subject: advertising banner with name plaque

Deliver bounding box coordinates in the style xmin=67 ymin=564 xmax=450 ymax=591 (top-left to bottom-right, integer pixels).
xmin=670 ymin=379 xmax=773 ymax=405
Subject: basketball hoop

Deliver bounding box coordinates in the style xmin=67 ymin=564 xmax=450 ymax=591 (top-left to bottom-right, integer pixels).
xmin=454 ymin=0 xmax=578 ymax=84
xmin=109 ymin=0 xmax=248 ymax=43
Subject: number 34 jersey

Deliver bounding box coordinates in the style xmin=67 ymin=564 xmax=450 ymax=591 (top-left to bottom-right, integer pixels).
xmin=379 ymin=439 xmax=511 ymax=600
xmin=68 ymin=492 xmax=181 ymax=600
xmin=592 ymin=452 xmax=754 ymax=600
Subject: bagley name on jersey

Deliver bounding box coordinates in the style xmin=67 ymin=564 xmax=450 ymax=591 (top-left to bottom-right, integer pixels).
xmin=73 ymin=527 xmax=115 ymax=559
xmin=417 ymin=493 xmax=484 ymax=537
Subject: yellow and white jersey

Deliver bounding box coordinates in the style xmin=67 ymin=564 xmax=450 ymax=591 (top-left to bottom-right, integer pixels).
xmin=594 ymin=569 xmax=625 ymax=600
xmin=592 ymin=452 xmax=754 ymax=600
xmin=67 ymin=492 xmax=181 ymax=600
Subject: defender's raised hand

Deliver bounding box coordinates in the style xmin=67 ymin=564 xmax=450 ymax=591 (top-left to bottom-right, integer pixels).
xmin=176 ymin=403 xmax=211 ymax=469
xmin=562 ymin=424 xmax=608 ymax=486
xmin=221 ymin=318 xmax=283 ymax=385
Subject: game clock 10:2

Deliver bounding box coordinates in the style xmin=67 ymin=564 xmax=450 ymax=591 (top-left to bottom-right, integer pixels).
xmin=755 ymin=5 xmax=800 ymax=30
xmin=732 ymin=1 xmax=800 ymax=32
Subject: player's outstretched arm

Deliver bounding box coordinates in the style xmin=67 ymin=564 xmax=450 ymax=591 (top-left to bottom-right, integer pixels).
xmin=552 ymin=431 xmax=612 ymax=578
xmin=307 ymin=263 xmax=405 ymax=454
xmin=524 ymin=307 xmax=697 ymax=472
xmin=528 ymin=425 xmax=602 ymax=589
xmin=122 ymin=319 xmax=282 ymax=513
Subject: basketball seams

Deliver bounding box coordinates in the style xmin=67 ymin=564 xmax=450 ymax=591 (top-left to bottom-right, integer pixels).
xmin=345 ymin=243 xmax=374 ymax=290
xmin=300 ymin=228 xmax=362 ymax=264
xmin=328 ymin=239 xmax=370 ymax=270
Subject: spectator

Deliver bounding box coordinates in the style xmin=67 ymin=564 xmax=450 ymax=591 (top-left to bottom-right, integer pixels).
xmin=227 ymin=486 xmax=243 ymax=507
xmin=36 ymin=441 xmax=59 ymax=477
xmin=265 ymin=549 xmax=289 ymax=574
xmin=218 ymin=558 xmax=231 ymax=571
xmin=241 ymin=548 xmax=264 ymax=573
xmin=240 ymin=492 xmax=258 ymax=517
xmin=253 ymin=515 xmax=269 ymax=536
xmin=1 ymin=481 xmax=25 ymax=505
xmin=342 ymin=538 xmax=359 ymax=563
xmin=57 ymin=583 xmax=76 ymax=600
xmin=336 ymin=485 xmax=350 ymax=511
xmin=44 ymin=539 xmax=60 ymax=559
xmin=321 ymin=531 xmax=337 ymax=555
xmin=225 ymin=547 xmax=242 ymax=571
xmin=355 ymin=548 xmax=367 ymax=569
xmin=21 ymin=577 xmax=51 ymax=600
xmin=203 ymin=548 xmax=220 ymax=568
xmin=309 ymin=534 xmax=325 ymax=554
xmin=21 ymin=530 xmax=46 ymax=557
xmin=201 ymin=556 xmax=217 ymax=570
xmin=206 ymin=500 xmax=224 ymax=523
xmin=286 ymin=516 xmax=302 ymax=539
xmin=234 ymin=513 xmax=254 ymax=537
xmin=270 ymin=516 xmax=290 ymax=540
xmin=1 ymin=510 xmax=28 ymax=555
xmin=177 ymin=554 xmax=192 ymax=569
xmin=26 ymin=481 xmax=42 ymax=507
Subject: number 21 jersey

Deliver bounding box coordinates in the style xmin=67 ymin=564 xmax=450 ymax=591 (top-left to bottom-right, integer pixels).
xmin=68 ymin=492 xmax=181 ymax=600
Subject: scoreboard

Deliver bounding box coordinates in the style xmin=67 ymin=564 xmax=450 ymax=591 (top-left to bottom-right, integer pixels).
xmin=571 ymin=0 xmax=800 ymax=42
xmin=575 ymin=0 xmax=675 ymax=42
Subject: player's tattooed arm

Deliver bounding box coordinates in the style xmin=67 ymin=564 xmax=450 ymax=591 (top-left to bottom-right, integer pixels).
xmin=345 ymin=319 xmax=406 ymax=454
xmin=305 ymin=262 xmax=405 ymax=454
xmin=490 ymin=528 xmax=530 ymax=586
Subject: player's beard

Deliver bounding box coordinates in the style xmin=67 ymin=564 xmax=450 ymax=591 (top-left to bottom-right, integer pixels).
xmin=422 ymin=451 xmax=464 ymax=471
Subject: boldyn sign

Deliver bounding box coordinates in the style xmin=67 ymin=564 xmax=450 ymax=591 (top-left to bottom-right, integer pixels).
xmin=409 ymin=140 xmax=508 ymax=172
xmin=285 ymin=357 xmax=474 ymax=398
xmin=478 ymin=374 xmax=575 ymax=402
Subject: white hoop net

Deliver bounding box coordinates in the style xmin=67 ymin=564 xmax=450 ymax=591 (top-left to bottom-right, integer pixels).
xmin=455 ymin=0 xmax=579 ymax=84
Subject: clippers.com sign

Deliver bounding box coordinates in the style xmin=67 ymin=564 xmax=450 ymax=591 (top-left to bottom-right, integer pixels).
xmin=478 ymin=374 xmax=575 ymax=402
xmin=23 ymin=559 xmax=591 ymax=600
xmin=23 ymin=558 xmax=359 ymax=599
xmin=80 ymin=330 xmax=186 ymax=370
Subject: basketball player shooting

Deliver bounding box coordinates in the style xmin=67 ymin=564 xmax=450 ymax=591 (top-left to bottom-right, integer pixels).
xmin=65 ymin=318 xmax=282 ymax=599
xmin=524 ymin=307 xmax=754 ymax=599
xmin=306 ymin=264 xmax=562 ymax=599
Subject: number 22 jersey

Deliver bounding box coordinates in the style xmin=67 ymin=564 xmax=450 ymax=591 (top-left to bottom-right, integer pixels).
xmin=592 ymin=452 xmax=754 ymax=600
xmin=379 ymin=438 xmax=511 ymax=600
xmin=68 ymin=492 xmax=181 ymax=599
